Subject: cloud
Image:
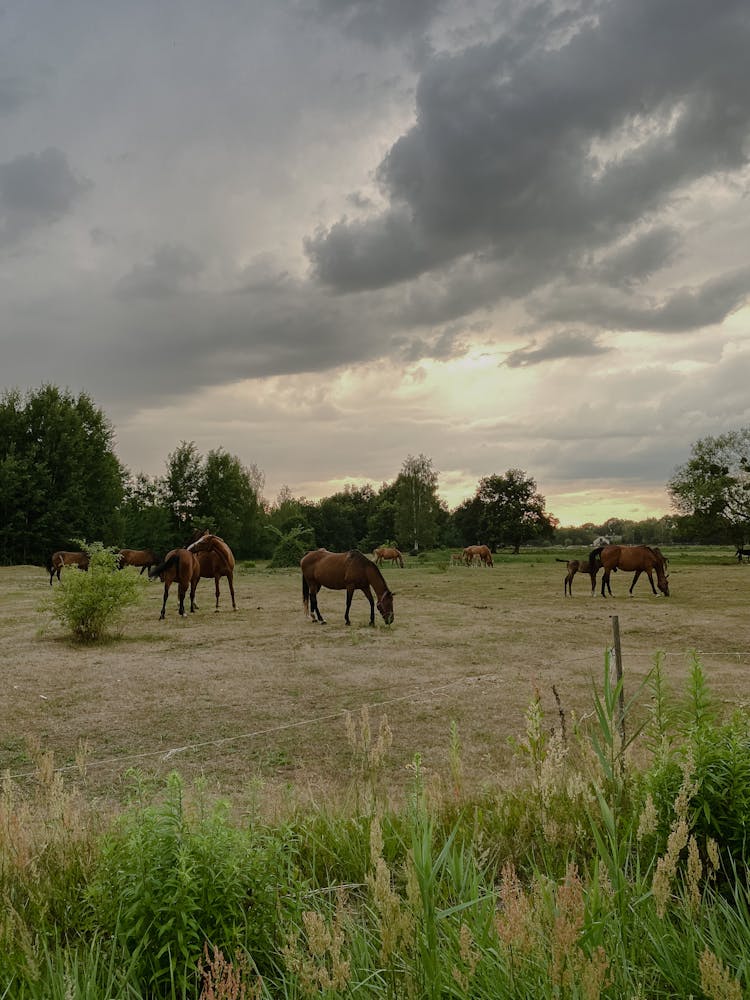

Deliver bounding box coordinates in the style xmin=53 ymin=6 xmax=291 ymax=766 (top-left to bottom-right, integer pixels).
xmin=0 ymin=76 xmax=36 ymax=115
xmin=114 ymin=245 xmax=205 ymax=300
xmin=504 ymin=331 xmax=611 ymax=368
xmin=0 ymin=148 xmax=91 ymax=245
xmin=306 ymin=0 xmax=750 ymax=314
xmin=311 ymin=0 xmax=440 ymax=45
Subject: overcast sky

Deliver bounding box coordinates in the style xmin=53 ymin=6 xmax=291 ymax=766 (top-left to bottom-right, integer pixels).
xmin=2 ymin=0 xmax=750 ymax=524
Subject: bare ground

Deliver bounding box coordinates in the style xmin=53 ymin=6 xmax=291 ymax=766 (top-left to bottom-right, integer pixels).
xmin=1 ymin=554 xmax=748 ymax=807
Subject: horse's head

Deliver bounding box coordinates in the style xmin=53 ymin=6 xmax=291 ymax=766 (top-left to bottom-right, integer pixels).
xmin=377 ymin=589 xmax=394 ymax=625
xmin=657 ymin=571 xmax=670 ymax=597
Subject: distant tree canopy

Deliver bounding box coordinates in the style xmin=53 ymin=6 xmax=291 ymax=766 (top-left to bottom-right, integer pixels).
xmin=667 ymin=429 xmax=750 ymax=544
xmin=5 ymin=383 xmax=737 ymax=568
xmin=0 ymin=385 xmax=125 ymax=565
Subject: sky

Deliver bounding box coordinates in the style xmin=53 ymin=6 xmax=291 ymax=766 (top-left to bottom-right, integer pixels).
xmin=2 ymin=0 xmax=750 ymax=525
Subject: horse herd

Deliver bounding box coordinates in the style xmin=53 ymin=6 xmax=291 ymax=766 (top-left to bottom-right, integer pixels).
xmin=46 ymin=537 xmax=675 ymax=627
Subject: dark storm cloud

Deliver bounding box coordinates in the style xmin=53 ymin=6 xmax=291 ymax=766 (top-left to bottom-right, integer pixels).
xmin=592 ymin=227 xmax=682 ymax=289
xmin=531 ymin=268 xmax=750 ymax=332
xmin=115 ymin=245 xmax=205 ymax=300
xmin=306 ymin=0 xmax=750 ymax=311
xmin=504 ymin=331 xmax=611 ymax=368
xmin=0 ymin=148 xmax=91 ymax=245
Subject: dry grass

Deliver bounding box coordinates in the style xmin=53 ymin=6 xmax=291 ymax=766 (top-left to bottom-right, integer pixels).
xmin=1 ymin=553 xmax=748 ymax=806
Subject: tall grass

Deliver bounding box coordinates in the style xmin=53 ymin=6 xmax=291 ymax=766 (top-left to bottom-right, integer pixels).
xmin=1 ymin=655 xmax=749 ymax=998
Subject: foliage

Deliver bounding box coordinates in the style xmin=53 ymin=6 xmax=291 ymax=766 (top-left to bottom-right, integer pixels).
xmin=88 ymin=772 xmax=295 ymax=995
xmin=267 ymin=523 xmax=315 ymax=568
xmin=394 ymin=453 xmax=441 ymax=552
xmin=0 ymin=385 xmax=125 ymax=565
xmin=668 ymin=428 xmax=750 ymax=544
xmin=41 ymin=542 xmax=144 ymax=642
xmin=474 ymin=469 xmax=557 ymax=553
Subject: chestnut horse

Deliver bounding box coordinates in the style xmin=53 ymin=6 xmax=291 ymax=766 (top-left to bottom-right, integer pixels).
xmin=590 ymin=544 xmax=669 ymax=598
xmin=555 ymin=557 xmax=599 ymax=597
xmin=149 ymin=548 xmax=201 ymax=619
xmin=186 ymin=531 xmax=236 ymax=611
xmin=374 ymin=546 xmax=404 ymax=568
xmin=117 ymin=548 xmax=158 ymax=575
xmin=301 ymin=548 xmax=394 ymax=626
xmin=48 ymin=550 xmax=89 ymax=585
xmin=463 ymin=544 xmax=494 ymax=567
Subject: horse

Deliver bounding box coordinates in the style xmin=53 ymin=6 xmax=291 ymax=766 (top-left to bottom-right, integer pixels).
xmin=301 ymin=548 xmax=394 ymax=626
xmin=463 ymin=544 xmax=494 ymax=567
xmin=48 ymin=551 xmax=89 ymax=585
xmin=185 ymin=531 xmax=237 ymax=611
xmin=450 ymin=551 xmax=465 ymax=567
xmin=374 ymin=546 xmax=404 ymax=568
xmin=117 ymin=548 xmax=158 ymax=575
xmin=589 ymin=544 xmax=669 ymax=598
xmin=736 ymin=547 xmax=750 ymax=564
xmin=148 ymin=548 xmax=201 ymax=619
xmin=555 ymin=557 xmax=599 ymax=596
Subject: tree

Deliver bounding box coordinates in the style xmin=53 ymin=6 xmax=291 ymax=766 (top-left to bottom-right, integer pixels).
xmin=667 ymin=429 xmax=750 ymax=543
xmin=160 ymin=441 xmax=203 ymax=539
xmin=0 ymin=385 xmax=125 ymax=565
xmin=394 ymin=454 xmax=440 ymax=552
xmin=475 ymin=469 xmax=557 ymax=553
xmin=196 ymin=448 xmax=263 ymax=558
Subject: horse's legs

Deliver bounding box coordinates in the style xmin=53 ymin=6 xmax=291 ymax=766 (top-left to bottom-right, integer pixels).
xmin=344 ymin=586 xmax=355 ymax=625
xmin=214 ymin=575 xmax=221 ymax=610
xmin=177 ymin=583 xmax=187 ymax=616
xmin=601 ymin=569 xmax=612 ymax=597
xmin=645 ymin=569 xmax=657 ymax=595
xmin=364 ymin=586 xmax=375 ymax=625
xmin=190 ymin=578 xmax=198 ymax=612
xmin=160 ymin=583 xmax=169 ymax=619
xmin=309 ymin=586 xmax=326 ymax=623
xmin=628 ymin=569 xmax=643 ymax=595
xmin=227 ymin=572 xmax=236 ymax=610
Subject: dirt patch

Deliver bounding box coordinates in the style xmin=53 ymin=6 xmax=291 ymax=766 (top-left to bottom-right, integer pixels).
xmin=1 ymin=556 xmax=748 ymax=805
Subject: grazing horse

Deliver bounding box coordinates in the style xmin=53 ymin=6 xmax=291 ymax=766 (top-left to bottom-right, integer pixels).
xmin=117 ymin=548 xmax=158 ymax=575
xmin=149 ymin=549 xmax=201 ymax=619
xmin=374 ymin=546 xmax=404 ymax=568
xmin=590 ymin=544 xmax=669 ymax=598
xmin=186 ymin=531 xmax=237 ymax=611
xmin=463 ymin=544 xmax=494 ymax=567
xmin=48 ymin=551 xmax=89 ymax=585
xmin=301 ymin=548 xmax=394 ymax=626
xmin=555 ymin=557 xmax=599 ymax=597
xmin=450 ymin=551 xmax=465 ymax=567
xmin=736 ymin=548 xmax=750 ymax=564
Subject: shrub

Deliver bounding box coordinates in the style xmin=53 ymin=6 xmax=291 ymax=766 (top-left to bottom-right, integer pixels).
xmin=41 ymin=542 xmax=144 ymax=641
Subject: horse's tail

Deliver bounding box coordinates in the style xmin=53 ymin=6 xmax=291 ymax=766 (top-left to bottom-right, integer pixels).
xmin=302 ymin=574 xmax=310 ymax=616
xmin=149 ymin=553 xmax=178 ymax=579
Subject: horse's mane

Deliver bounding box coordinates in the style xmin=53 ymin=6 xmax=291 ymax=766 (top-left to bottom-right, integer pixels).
xmin=589 ymin=545 xmax=605 ymax=562
xmin=348 ymin=549 xmax=390 ymax=588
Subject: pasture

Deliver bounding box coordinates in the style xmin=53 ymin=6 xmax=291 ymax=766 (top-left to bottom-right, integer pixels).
xmin=1 ymin=547 xmax=747 ymax=806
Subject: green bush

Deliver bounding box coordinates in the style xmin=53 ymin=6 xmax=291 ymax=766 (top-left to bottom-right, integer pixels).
xmin=88 ymin=773 xmax=298 ymax=995
xmin=41 ymin=542 xmax=144 ymax=641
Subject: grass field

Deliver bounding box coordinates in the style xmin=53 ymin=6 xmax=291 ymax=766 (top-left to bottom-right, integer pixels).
xmin=1 ymin=546 xmax=747 ymax=806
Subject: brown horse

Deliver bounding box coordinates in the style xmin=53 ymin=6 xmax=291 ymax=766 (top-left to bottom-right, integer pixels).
xmin=48 ymin=550 xmax=89 ymax=585
xmin=374 ymin=546 xmax=404 ymax=568
xmin=463 ymin=544 xmax=494 ymax=567
xmin=590 ymin=544 xmax=669 ymax=598
xmin=186 ymin=531 xmax=237 ymax=610
xmin=555 ymin=557 xmax=599 ymax=597
xmin=117 ymin=548 xmax=158 ymax=575
xmin=301 ymin=548 xmax=394 ymax=626
xmin=149 ymin=548 xmax=201 ymax=619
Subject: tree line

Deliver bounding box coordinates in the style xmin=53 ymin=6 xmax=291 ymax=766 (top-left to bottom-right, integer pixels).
xmin=1 ymin=385 xmax=745 ymax=566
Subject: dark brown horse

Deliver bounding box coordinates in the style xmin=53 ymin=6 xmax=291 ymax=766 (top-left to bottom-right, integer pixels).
xmin=736 ymin=547 xmax=750 ymax=564
xmin=117 ymin=548 xmax=158 ymax=575
xmin=149 ymin=548 xmax=201 ymax=619
xmin=555 ymin=557 xmax=599 ymax=596
xmin=374 ymin=546 xmax=404 ymax=568
xmin=186 ymin=531 xmax=236 ymax=611
xmin=48 ymin=550 xmax=89 ymax=585
xmin=590 ymin=544 xmax=669 ymax=597
xmin=301 ymin=548 xmax=394 ymax=626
